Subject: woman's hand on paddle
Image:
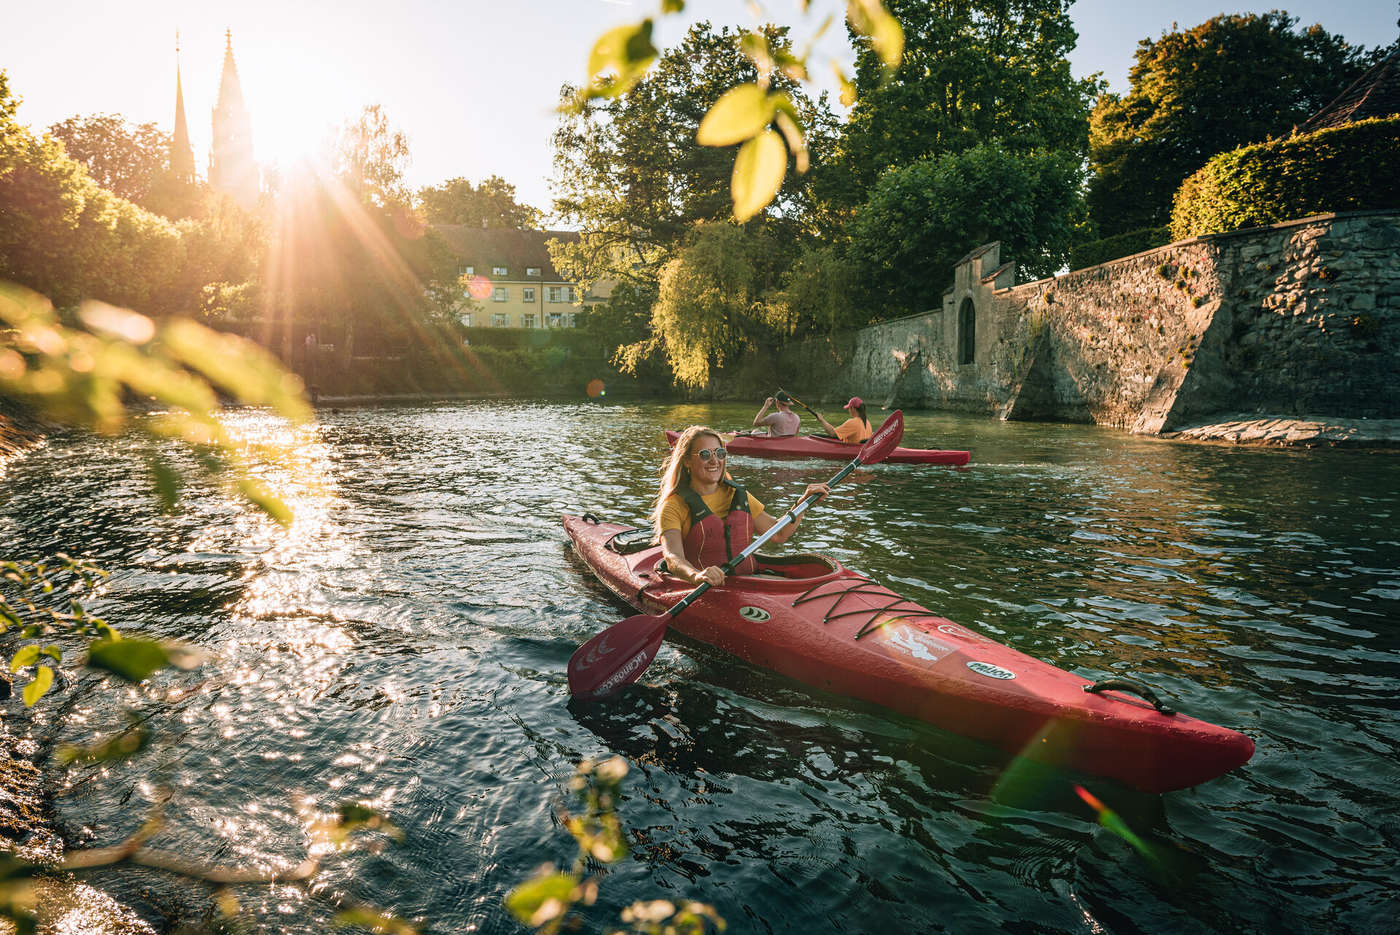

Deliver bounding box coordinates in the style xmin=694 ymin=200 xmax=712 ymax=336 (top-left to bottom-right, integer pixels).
xmin=694 ymin=565 xmax=725 ymax=587
xmin=801 ymin=483 xmax=830 ymax=507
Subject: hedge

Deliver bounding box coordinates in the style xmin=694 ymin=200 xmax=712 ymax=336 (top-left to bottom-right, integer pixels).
xmin=1068 ymin=226 xmax=1172 ymax=270
xmin=1170 ymin=116 xmax=1400 ymax=240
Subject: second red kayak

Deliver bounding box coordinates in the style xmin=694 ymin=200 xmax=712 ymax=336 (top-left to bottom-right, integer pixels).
xmin=664 ymin=430 xmax=970 ymax=466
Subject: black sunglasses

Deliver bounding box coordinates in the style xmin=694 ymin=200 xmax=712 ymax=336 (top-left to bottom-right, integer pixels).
xmin=693 ymin=446 xmax=727 ymax=461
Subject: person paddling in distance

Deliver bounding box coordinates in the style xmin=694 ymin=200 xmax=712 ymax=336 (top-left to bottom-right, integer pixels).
xmin=655 ymin=425 xmax=830 ymax=587
xmin=751 ymin=391 xmax=800 ymax=437
xmin=813 ymin=397 xmax=874 ymax=444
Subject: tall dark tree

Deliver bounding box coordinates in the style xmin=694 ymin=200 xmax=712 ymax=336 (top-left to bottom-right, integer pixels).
xmin=1088 ymin=12 xmax=1387 ymax=237
xmin=833 ymin=0 xmax=1100 ymax=206
xmin=418 ymin=175 xmax=541 ymax=229
xmin=849 ymin=143 xmax=1086 ymax=315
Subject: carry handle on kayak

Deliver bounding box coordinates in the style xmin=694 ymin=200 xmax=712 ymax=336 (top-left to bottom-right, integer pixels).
xmin=1083 ymin=678 xmax=1176 ymax=715
xmin=566 ymin=411 xmax=905 ymax=701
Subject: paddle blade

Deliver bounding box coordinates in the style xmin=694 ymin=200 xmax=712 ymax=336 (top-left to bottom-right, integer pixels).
xmin=859 ymin=410 xmax=904 ymax=464
xmin=567 ymin=613 xmax=669 ymax=700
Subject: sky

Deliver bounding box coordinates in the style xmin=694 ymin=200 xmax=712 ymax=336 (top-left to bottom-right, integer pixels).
xmin=2 ymin=0 xmax=1396 ymax=217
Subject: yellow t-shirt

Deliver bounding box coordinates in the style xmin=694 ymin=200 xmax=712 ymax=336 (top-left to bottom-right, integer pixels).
xmin=660 ymin=486 xmax=766 ymax=539
xmin=835 ymin=416 xmax=873 ymax=443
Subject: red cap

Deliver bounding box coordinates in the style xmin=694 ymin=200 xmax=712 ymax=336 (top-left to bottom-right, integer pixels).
xmin=845 ymin=396 xmax=863 ymax=410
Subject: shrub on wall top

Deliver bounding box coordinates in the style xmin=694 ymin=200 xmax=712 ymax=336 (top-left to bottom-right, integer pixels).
xmin=1170 ymin=116 xmax=1400 ymax=240
xmin=1069 ymin=226 xmax=1172 ymax=270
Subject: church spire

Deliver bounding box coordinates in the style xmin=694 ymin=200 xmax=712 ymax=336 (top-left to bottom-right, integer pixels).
xmin=209 ymin=28 xmax=259 ymax=208
xmin=171 ymin=31 xmax=196 ymax=183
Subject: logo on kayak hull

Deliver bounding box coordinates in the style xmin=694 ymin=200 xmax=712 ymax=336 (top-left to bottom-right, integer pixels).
xmin=966 ymin=660 xmax=1016 ymax=680
xmin=739 ymin=606 xmax=770 ymax=622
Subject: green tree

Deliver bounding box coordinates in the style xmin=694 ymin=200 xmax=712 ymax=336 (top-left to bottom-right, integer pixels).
xmin=335 ymin=103 xmax=412 ymax=210
xmin=550 ymin=23 xmax=833 ymax=289
xmin=834 ymin=0 xmax=1100 ymax=206
xmin=1087 ymin=12 xmax=1386 ymax=237
xmin=621 ymin=220 xmax=781 ymax=390
xmin=47 ymin=113 xmax=170 ymax=206
xmin=418 ymin=175 xmax=542 ymax=229
xmin=849 ymin=143 xmax=1087 ymax=315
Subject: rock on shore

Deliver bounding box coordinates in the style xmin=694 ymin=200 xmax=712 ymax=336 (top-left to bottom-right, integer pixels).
xmin=1161 ymin=414 xmax=1400 ymax=447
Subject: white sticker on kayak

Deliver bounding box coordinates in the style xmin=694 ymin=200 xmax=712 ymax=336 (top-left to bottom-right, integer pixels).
xmin=938 ymin=623 xmax=988 ymax=642
xmin=885 ymin=625 xmax=954 ymax=662
xmin=966 ymin=660 xmax=1016 ymax=680
xmin=739 ymin=606 xmax=770 ymax=622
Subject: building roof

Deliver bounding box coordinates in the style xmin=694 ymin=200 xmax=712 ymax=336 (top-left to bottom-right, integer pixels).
xmin=431 ymin=226 xmax=580 ymax=281
xmin=1298 ymin=46 xmax=1400 ymax=134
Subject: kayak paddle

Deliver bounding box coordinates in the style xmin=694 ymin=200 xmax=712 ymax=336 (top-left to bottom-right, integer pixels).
xmin=777 ymin=386 xmax=825 ymax=426
xmin=567 ymin=410 xmax=905 ymax=700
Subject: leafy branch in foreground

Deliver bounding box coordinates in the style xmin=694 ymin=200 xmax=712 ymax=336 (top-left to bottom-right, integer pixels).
xmin=507 ymin=757 xmax=724 ymax=935
xmin=577 ymin=0 xmax=903 ymax=221
xmin=0 ymin=281 xmax=311 ymax=524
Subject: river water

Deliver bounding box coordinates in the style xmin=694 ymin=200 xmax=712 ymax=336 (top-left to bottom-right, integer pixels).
xmin=2 ymin=401 xmax=1398 ymax=934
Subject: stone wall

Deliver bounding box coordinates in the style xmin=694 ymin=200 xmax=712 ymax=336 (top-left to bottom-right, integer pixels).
xmin=785 ymin=211 xmax=1400 ymax=432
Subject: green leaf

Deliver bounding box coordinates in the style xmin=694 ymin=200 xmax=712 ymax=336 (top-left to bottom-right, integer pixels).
xmin=660 ymin=0 xmax=685 ymax=12
xmin=833 ymin=63 xmax=857 ymax=108
xmin=146 ymin=450 xmax=182 ymax=512
xmin=504 ymin=871 xmax=579 ymax=926
xmin=237 ymin=477 xmax=294 ymax=527
xmin=9 ymin=644 xmax=39 ymax=673
xmin=55 ymin=723 xmax=151 ymax=765
xmin=331 ymin=908 xmax=420 ymax=935
xmin=586 ymin=20 xmax=657 ymax=97
xmin=41 ymin=645 xmax=62 ymax=663
xmin=23 ymin=665 xmax=53 ymax=706
xmin=87 ymin=638 xmax=170 ymax=682
xmin=731 ymin=130 xmax=787 ymax=222
xmin=697 ymin=84 xmax=775 ymax=147
xmin=847 ymin=0 xmax=904 ymax=69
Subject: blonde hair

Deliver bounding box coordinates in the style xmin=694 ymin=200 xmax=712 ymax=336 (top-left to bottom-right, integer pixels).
xmin=652 ymin=425 xmax=722 ymax=539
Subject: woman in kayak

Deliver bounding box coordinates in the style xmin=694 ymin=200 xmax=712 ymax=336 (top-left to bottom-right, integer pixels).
xmin=654 ymin=425 xmax=828 ymax=588
xmin=813 ymin=397 xmax=873 ymax=444
xmin=751 ymin=391 xmax=800 ymax=437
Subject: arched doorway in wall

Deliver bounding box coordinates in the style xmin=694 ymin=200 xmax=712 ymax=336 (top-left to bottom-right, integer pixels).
xmin=958 ymin=297 xmax=976 ymax=365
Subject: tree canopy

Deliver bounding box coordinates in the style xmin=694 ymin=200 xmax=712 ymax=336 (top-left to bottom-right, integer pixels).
xmin=48 ymin=113 xmax=170 ymax=205
xmin=418 ymin=175 xmax=542 ymax=229
xmin=834 ymin=0 xmax=1100 ymax=206
xmin=550 ymin=22 xmax=833 ymax=290
xmin=850 ymin=143 xmax=1086 ymax=314
xmin=1087 ymin=12 xmax=1387 ymax=237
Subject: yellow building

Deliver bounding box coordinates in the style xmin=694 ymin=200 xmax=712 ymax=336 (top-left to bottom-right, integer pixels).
xmin=432 ymin=226 xmax=605 ymax=329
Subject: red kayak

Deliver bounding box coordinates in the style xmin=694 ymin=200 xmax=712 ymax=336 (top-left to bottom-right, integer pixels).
xmin=664 ymin=430 xmax=970 ymax=466
xmin=563 ymin=514 xmax=1254 ymax=793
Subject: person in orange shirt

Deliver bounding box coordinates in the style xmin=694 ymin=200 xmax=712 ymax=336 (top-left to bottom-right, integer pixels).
xmin=813 ymin=397 xmax=873 ymax=444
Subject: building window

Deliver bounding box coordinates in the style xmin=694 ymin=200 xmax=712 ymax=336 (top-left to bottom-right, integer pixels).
xmin=522 ymin=314 xmax=537 ymax=328
xmin=492 ymin=265 xmax=508 ymax=276
xmin=958 ymin=297 xmax=976 ymax=365
xmin=526 ymin=266 xmax=541 ymax=277
xmin=460 ymin=312 xmax=473 ymax=328
xmin=458 ymin=264 xmax=474 ymax=277
xmin=491 ymin=312 xmax=508 ymax=327
xmin=547 ymin=285 xmax=575 ymax=303
xmin=522 ymin=287 xmax=536 ymax=303
xmin=548 ymin=312 xmax=564 ymax=328
xmin=493 ymin=287 xmax=509 ymax=302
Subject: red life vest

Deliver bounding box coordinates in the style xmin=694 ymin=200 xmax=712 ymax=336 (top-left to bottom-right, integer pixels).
xmin=678 ymin=481 xmax=757 ymax=576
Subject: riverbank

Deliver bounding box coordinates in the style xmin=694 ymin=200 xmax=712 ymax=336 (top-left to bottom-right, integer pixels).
xmin=1160 ymin=413 xmax=1400 ymax=447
